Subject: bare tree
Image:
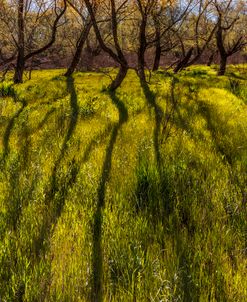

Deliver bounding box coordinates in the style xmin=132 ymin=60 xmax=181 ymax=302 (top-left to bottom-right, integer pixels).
xmin=214 ymin=0 xmax=247 ymax=75
xmin=84 ymin=0 xmax=129 ymax=91
xmin=1 ymin=0 xmax=67 ymax=83
xmin=65 ymin=0 xmax=92 ymax=76
xmin=0 ymin=1 xmax=17 ymax=69
xmin=151 ymin=0 xmax=193 ymax=71
xmin=173 ymin=0 xmax=218 ymax=73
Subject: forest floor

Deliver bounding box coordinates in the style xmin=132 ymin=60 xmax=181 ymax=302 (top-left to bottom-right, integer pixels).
xmin=0 ymin=65 xmax=247 ymax=301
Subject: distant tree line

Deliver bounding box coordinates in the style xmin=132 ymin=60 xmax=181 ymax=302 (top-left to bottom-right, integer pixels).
xmin=0 ymin=0 xmax=246 ymax=90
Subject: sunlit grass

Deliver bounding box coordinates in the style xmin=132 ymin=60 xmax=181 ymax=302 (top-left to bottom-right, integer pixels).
xmin=0 ymin=66 xmax=246 ymax=301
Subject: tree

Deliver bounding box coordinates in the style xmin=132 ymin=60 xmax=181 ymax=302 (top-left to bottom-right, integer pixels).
xmin=214 ymin=0 xmax=247 ymax=75
xmin=84 ymin=0 xmax=129 ymax=91
xmin=0 ymin=1 xmax=17 ymax=69
xmin=151 ymin=0 xmax=193 ymax=71
xmin=0 ymin=0 xmax=67 ymax=83
xmin=64 ymin=0 xmax=92 ymax=76
xmin=135 ymin=0 xmax=156 ymax=82
xmin=173 ymin=0 xmax=218 ymax=73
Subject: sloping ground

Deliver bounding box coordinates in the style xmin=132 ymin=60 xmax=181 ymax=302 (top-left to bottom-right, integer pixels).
xmin=0 ymin=66 xmax=246 ymax=301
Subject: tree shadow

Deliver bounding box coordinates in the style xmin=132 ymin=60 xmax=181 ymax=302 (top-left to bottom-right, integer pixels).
xmin=1 ymin=99 xmax=27 ymax=162
xmin=134 ymin=79 xmax=181 ymax=229
xmin=1 ymin=90 xmax=60 ymax=166
xmin=160 ymin=78 xmax=180 ymax=144
xmin=82 ymin=123 xmax=114 ymax=163
xmin=139 ymin=80 xmax=164 ymax=166
xmin=0 ymin=109 xmax=58 ymax=299
xmin=198 ymin=101 xmax=233 ymax=165
xmin=0 ymin=106 xmax=58 ymax=235
xmin=91 ymin=91 xmax=128 ymax=302
xmin=35 ymin=76 xmax=79 ymax=254
xmin=172 ymin=86 xmax=236 ymax=167
xmin=0 ymin=76 xmax=80 ymax=301
xmin=30 ymin=108 xmax=56 ymax=135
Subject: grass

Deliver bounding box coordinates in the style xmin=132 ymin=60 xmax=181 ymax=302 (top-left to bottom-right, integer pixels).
xmin=0 ymin=65 xmax=246 ymax=301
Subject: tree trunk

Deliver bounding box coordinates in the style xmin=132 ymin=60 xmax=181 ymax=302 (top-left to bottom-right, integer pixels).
xmin=14 ymin=54 xmax=25 ymax=83
xmin=152 ymin=24 xmax=161 ymax=71
xmin=218 ymin=55 xmax=227 ymax=76
xmin=14 ymin=0 xmax=25 ymax=83
xmin=174 ymin=47 xmax=193 ymax=73
xmin=137 ymin=15 xmax=147 ymax=82
xmin=153 ymin=44 xmax=161 ymax=72
xmin=65 ymin=21 xmax=92 ymax=77
xmin=216 ymin=23 xmax=227 ymax=76
xmin=109 ymin=65 xmax=128 ymax=91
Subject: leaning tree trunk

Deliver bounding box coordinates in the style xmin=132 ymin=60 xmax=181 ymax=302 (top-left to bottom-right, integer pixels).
xmin=174 ymin=47 xmax=193 ymax=73
xmin=14 ymin=0 xmax=25 ymax=83
xmin=65 ymin=21 xmax=92 ymax=77
xmin=109 ymin=64 xmax=128 ymax=91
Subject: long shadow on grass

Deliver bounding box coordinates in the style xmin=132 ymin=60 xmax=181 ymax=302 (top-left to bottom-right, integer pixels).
xmin=0 ymin=108 xmax=58 ymax=234
xmin=139 ymin=80 xmax=164 ymax=165
xmin=0 ymin=78 xmax=79 ymax=301
xmin=134 ymin=80 xmax=204 ymax=300
xmin=91 ymin=91 xmax=128 ymax=302
xmin=1 ymin=107 xmax=57 ymax=235
xmin=36 ymin=76 xmax=79 ymax=254
xmin=1 ymin=99 xmax=27 ymax=162
xmin=82 ymin=123 xmax=114 ymax=163
xmin=134 ymin=79 xmax=181 ymax=228
xmin=167 ymin=92 xmax=230 ymax=301
xmin=29 ymin=107 xmax=56 ymax=135
xmin=174 ymin=89 xmax=234 ymax=166
xmin=0 ymin=109 xmax=58 ymax=300
xmin=198 ymin=100 xmax=233 ymax=165
xmin=19 ymin=77 xmax=80 ymax=300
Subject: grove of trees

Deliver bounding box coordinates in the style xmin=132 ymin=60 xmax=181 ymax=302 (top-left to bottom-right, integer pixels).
xmin=0 ymin=0 xmax=246 ymax=89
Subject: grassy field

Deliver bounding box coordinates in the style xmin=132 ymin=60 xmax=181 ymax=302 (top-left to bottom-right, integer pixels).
xmin=0 ymin=65 xmax=247 ymax=301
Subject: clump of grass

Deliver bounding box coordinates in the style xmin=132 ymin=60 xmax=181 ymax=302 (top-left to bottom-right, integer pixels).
xmin=0 ymin=82 xmax=15 ymax=98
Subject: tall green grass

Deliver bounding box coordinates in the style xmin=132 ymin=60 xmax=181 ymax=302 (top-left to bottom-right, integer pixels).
xmin=0 ymin=66 xmax=246 ymax=301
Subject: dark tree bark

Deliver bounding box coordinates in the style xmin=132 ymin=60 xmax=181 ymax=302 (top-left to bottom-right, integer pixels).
xmin=65 ymin=21 xmax=92 ymax=77
xmin=152 ymin=32 xmax=161 ymax=71
xmin=174 ymin=47 xmax=193 ymax=73
xmin=136 ymin=0 xmax=155 ymax=82
xmin=152 ymin=16 xmax=161 ymax=71
xmin=218 ymin=55 xmax=227 ymax=76
xmin=137 ymin=14 xmax=147 ymax=82
xmin=14 ymin=0 xmax=25 ymax=83
xmin=216 ymin=23 xmax=228 ymax=76
xmin=109 ymin=64 xmax=128 ymax=91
